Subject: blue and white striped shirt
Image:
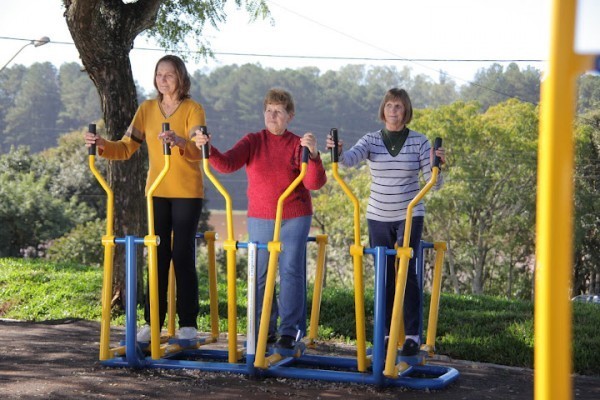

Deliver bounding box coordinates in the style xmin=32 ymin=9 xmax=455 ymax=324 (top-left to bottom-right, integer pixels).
xmin=339 ymin=129 xmax=443 ymax=222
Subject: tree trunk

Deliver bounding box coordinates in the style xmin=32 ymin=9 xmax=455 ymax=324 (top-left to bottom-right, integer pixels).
xmin=64 ymin=0 xmax=161 ymax=308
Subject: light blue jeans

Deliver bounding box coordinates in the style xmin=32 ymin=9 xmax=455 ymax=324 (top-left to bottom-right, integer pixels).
xmin=248 ymin=216 xmax=311 ymax=339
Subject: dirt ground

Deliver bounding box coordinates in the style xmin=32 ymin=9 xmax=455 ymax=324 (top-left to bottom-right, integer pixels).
xmin=1 ymin=319 xmax=599 ymax=399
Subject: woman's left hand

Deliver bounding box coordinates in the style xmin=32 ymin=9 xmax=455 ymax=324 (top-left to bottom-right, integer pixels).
xmin=159 ymin=130 xmax=185 ymax=149
xmin=300 ymin=132 xmax=318 ymax=159
xmin=431 ymin=146 xmax=446 ymax=165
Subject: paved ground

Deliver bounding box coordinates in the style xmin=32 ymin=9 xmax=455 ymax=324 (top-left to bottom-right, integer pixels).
xmin=1 ymin=318 xmax=599 ymax=399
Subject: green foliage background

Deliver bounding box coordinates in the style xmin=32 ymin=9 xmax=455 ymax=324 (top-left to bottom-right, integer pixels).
xmin=0 ymin=61 xmax=598 ymax=301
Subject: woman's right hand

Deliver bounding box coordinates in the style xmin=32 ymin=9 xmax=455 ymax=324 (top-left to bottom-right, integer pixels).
xmin=84 ymin=131 xmax=105 ymax=150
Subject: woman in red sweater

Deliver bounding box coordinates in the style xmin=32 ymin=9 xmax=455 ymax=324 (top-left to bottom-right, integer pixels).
xmin=194 ymin=88 xmax=326 ymax=349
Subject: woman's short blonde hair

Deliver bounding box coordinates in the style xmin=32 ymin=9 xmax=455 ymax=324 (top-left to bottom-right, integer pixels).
xmin=378 ymin=88 xmax=413 ymax=125
xmin=263 ymin=88 xmax=295 ymax=116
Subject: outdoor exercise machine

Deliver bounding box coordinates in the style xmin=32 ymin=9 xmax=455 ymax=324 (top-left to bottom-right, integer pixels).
xmin=92 ymin=124 xmax=457 ymax=389
xmin=323 ymin=128 xmax=458 ymax=387
xmin=91 ymin=125 xmax=327 ymax=370
xmin=90 ymin=122 xmax=220 ymax=363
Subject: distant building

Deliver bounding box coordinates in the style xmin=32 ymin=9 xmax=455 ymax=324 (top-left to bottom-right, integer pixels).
xmin=206 ymin=210 xmax=248 ymax=245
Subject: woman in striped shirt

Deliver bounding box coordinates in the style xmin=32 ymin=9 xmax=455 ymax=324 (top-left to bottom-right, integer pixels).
xmin=326 ymin=87 xmax=445 ymax=356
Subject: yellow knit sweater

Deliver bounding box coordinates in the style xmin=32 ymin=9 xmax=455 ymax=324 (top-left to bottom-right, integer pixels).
xmin=99 ymin=98 xmax=205 ymax=198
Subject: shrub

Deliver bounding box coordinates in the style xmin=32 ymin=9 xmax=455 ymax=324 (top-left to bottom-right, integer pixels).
xmin=46 ymin=219 xmax=105 ymax=266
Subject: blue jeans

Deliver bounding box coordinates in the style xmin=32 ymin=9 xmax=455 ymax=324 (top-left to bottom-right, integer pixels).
xmin=368 ymin=216 xmax=424 ymax=336
xmin=248 ymin=216 xmax=311 ymax=338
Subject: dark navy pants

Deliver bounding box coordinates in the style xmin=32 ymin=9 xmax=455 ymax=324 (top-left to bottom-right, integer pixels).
xmin=368 ymin=216 xmax=424 ymax=336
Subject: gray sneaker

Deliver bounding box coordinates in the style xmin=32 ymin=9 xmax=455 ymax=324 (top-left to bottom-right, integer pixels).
xmin=136 ymin=325 xmax=151 ymax=342
xmin=177 ymin=327 xmax=197 ymax=340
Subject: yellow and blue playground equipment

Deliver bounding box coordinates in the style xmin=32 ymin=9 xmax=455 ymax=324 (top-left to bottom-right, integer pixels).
xmin=92 ymin=124 xmax=457 ymax=390
xmin=90 ymin=122 xmax=220 ymax=365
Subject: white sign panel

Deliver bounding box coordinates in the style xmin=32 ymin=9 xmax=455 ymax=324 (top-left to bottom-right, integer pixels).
xmin=575 ymin=0 xmax=600 ymax=53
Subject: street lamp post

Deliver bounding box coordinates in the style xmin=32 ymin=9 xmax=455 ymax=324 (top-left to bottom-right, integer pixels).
xmin=0 ymin=36 xmax=50 ymax=73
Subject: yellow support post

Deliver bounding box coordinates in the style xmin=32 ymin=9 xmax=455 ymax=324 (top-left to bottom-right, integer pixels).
xmin=199 ymin=126 xmax=239 ymax=362
xmin=145 ymin=125 xmax=172 ymax=359
xmin=330 ymin=128 xmax=369 ymax=372
xmin=307 ymin=234 xmax=328 ymax=347
xmin=384 ymin=167 xmax=440 ymax=378
xmin=167 ymin=247 xmax=176 ymax=337
xmin=88 ymin=123 xmax=116 ymax=361
xmin=535 ymin=1 xmax=594 ymax=399
xmin=254 ymin=151 xmax=309 ymax=369
xmin=423 ymin=241 xmax=447 ymax=355
xmin=203 ymin=231 xmax=220 ymax=341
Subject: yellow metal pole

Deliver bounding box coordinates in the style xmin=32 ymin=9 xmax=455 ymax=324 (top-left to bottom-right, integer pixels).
xmin=307 ymin=234 xmax=328 ymax=346
xmin=536 ymin=1 xmax=593 ymax=399
xmin=203 ymin=231 xmax=220 ymax=341
xmin=89 ymin=142 xmax=115 ymax=361
xmin=254 ymin=154 xmax=309 ymax=369
xmin=199 ymin=126 xmax=239 ymax=362
xmin=424 ymin=241 xmax=447 ymax=354
xmin=145 ymin=127 xmax=172 ymax=359
xmin=330 ymin=166 xmax=368 ymax=371
xmin=384 ymin=167 xmax=439 ymax=378
xmin=167 ymin=240 xmax=176 ymax=337
xmin=330 ymin=128 xmax=368 ymax=372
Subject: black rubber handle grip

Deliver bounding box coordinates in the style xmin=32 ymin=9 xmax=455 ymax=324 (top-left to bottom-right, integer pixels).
xmin=199 ymin=126 xmax=209 ymax=159
xmin=331 ymin=128 xmax=338 ymax=162
xmin=302 ymin=146 xmax=310 ymax=163
xmin=433 ymin=137 xmax=442 ymax=168
xmin=88 ymin=124 xmax=96 ymax=155
xmin=162 ymin=122 xmax=171 ymax=156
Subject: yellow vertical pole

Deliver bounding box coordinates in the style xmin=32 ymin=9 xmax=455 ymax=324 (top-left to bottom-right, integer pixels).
xmin=330 ymin=127 xmax=368 ymax=372
xmin=89 ymin=154 xmax=115 ymax=361
xmin=331 ymin=162 xmax=368 ymax=372
xmin=203 ymin=231 xmax=220 ymax=341
xmin=384 ymin=168 xmax=438 ymax=378
xmin=536 ymin=1 xmax=593 ymax=399
xmin=254 ymin=153 xmax=309 ymax=369
xmin=167 ymin=255 xmax=176 ymax=336
xmin=424 ymin=241 xmax=446 ymax=354
xmin=145 ymin=126 xmax=172 ymax=359
xmin=200 ymin=125 xmax=239 ymax=362
xmin=88 ymin=123 xmax=116 ymax=361
xmin=307 ymin=234 xmax=328 ymax=346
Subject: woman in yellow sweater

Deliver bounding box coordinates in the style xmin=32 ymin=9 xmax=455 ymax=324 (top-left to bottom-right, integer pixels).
xmin=84 ymin=55 xmax=205 ymax=342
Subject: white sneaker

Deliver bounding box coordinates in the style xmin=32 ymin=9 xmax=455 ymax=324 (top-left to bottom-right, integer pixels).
xmin=177 ymin=327 xmax=197 ymax=340
xmin=136 ymin=325 xmax=151 ymax=342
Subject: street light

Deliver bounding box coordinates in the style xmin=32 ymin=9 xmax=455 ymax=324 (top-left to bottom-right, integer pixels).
xmin=0 ymin=36 xmax=51 ymax=73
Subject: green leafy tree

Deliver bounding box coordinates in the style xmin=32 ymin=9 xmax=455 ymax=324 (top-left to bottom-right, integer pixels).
xmin=312 ymin=155 xmax=371 ymax=287
xmin=63 ymin=0 xmax=270 ymax=307
xmin=0 ymin=148 xmax=94 ymax=257
xmin=460 ymin=63 xmax=541 ymax=111
xmin=573 ymin=110 xmax=600 ymax=295
xmin=57 ymin=62 xmax=102 ymax=132
xmin=0 ymin=65 xmax=27 ymax=153
xmin=3 ymin=62 xmax=60 ymax=152
xmin=413 ymin=99 xmax=538 ymax=295
xmin=577 ymin=74 xmax=600 ymax=115
xmin=40 ymin=129 xmax=107 ymax=217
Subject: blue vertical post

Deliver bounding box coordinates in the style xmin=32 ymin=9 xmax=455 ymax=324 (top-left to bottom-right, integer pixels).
xmin=123 ymin=235 xmax=144 ymax=367
xmin=372 ymin=246 xmax=388 ymax=386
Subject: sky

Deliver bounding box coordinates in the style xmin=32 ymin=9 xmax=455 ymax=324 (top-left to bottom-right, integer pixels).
xmin=0 ymin=0 xmax=557 ymax=92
